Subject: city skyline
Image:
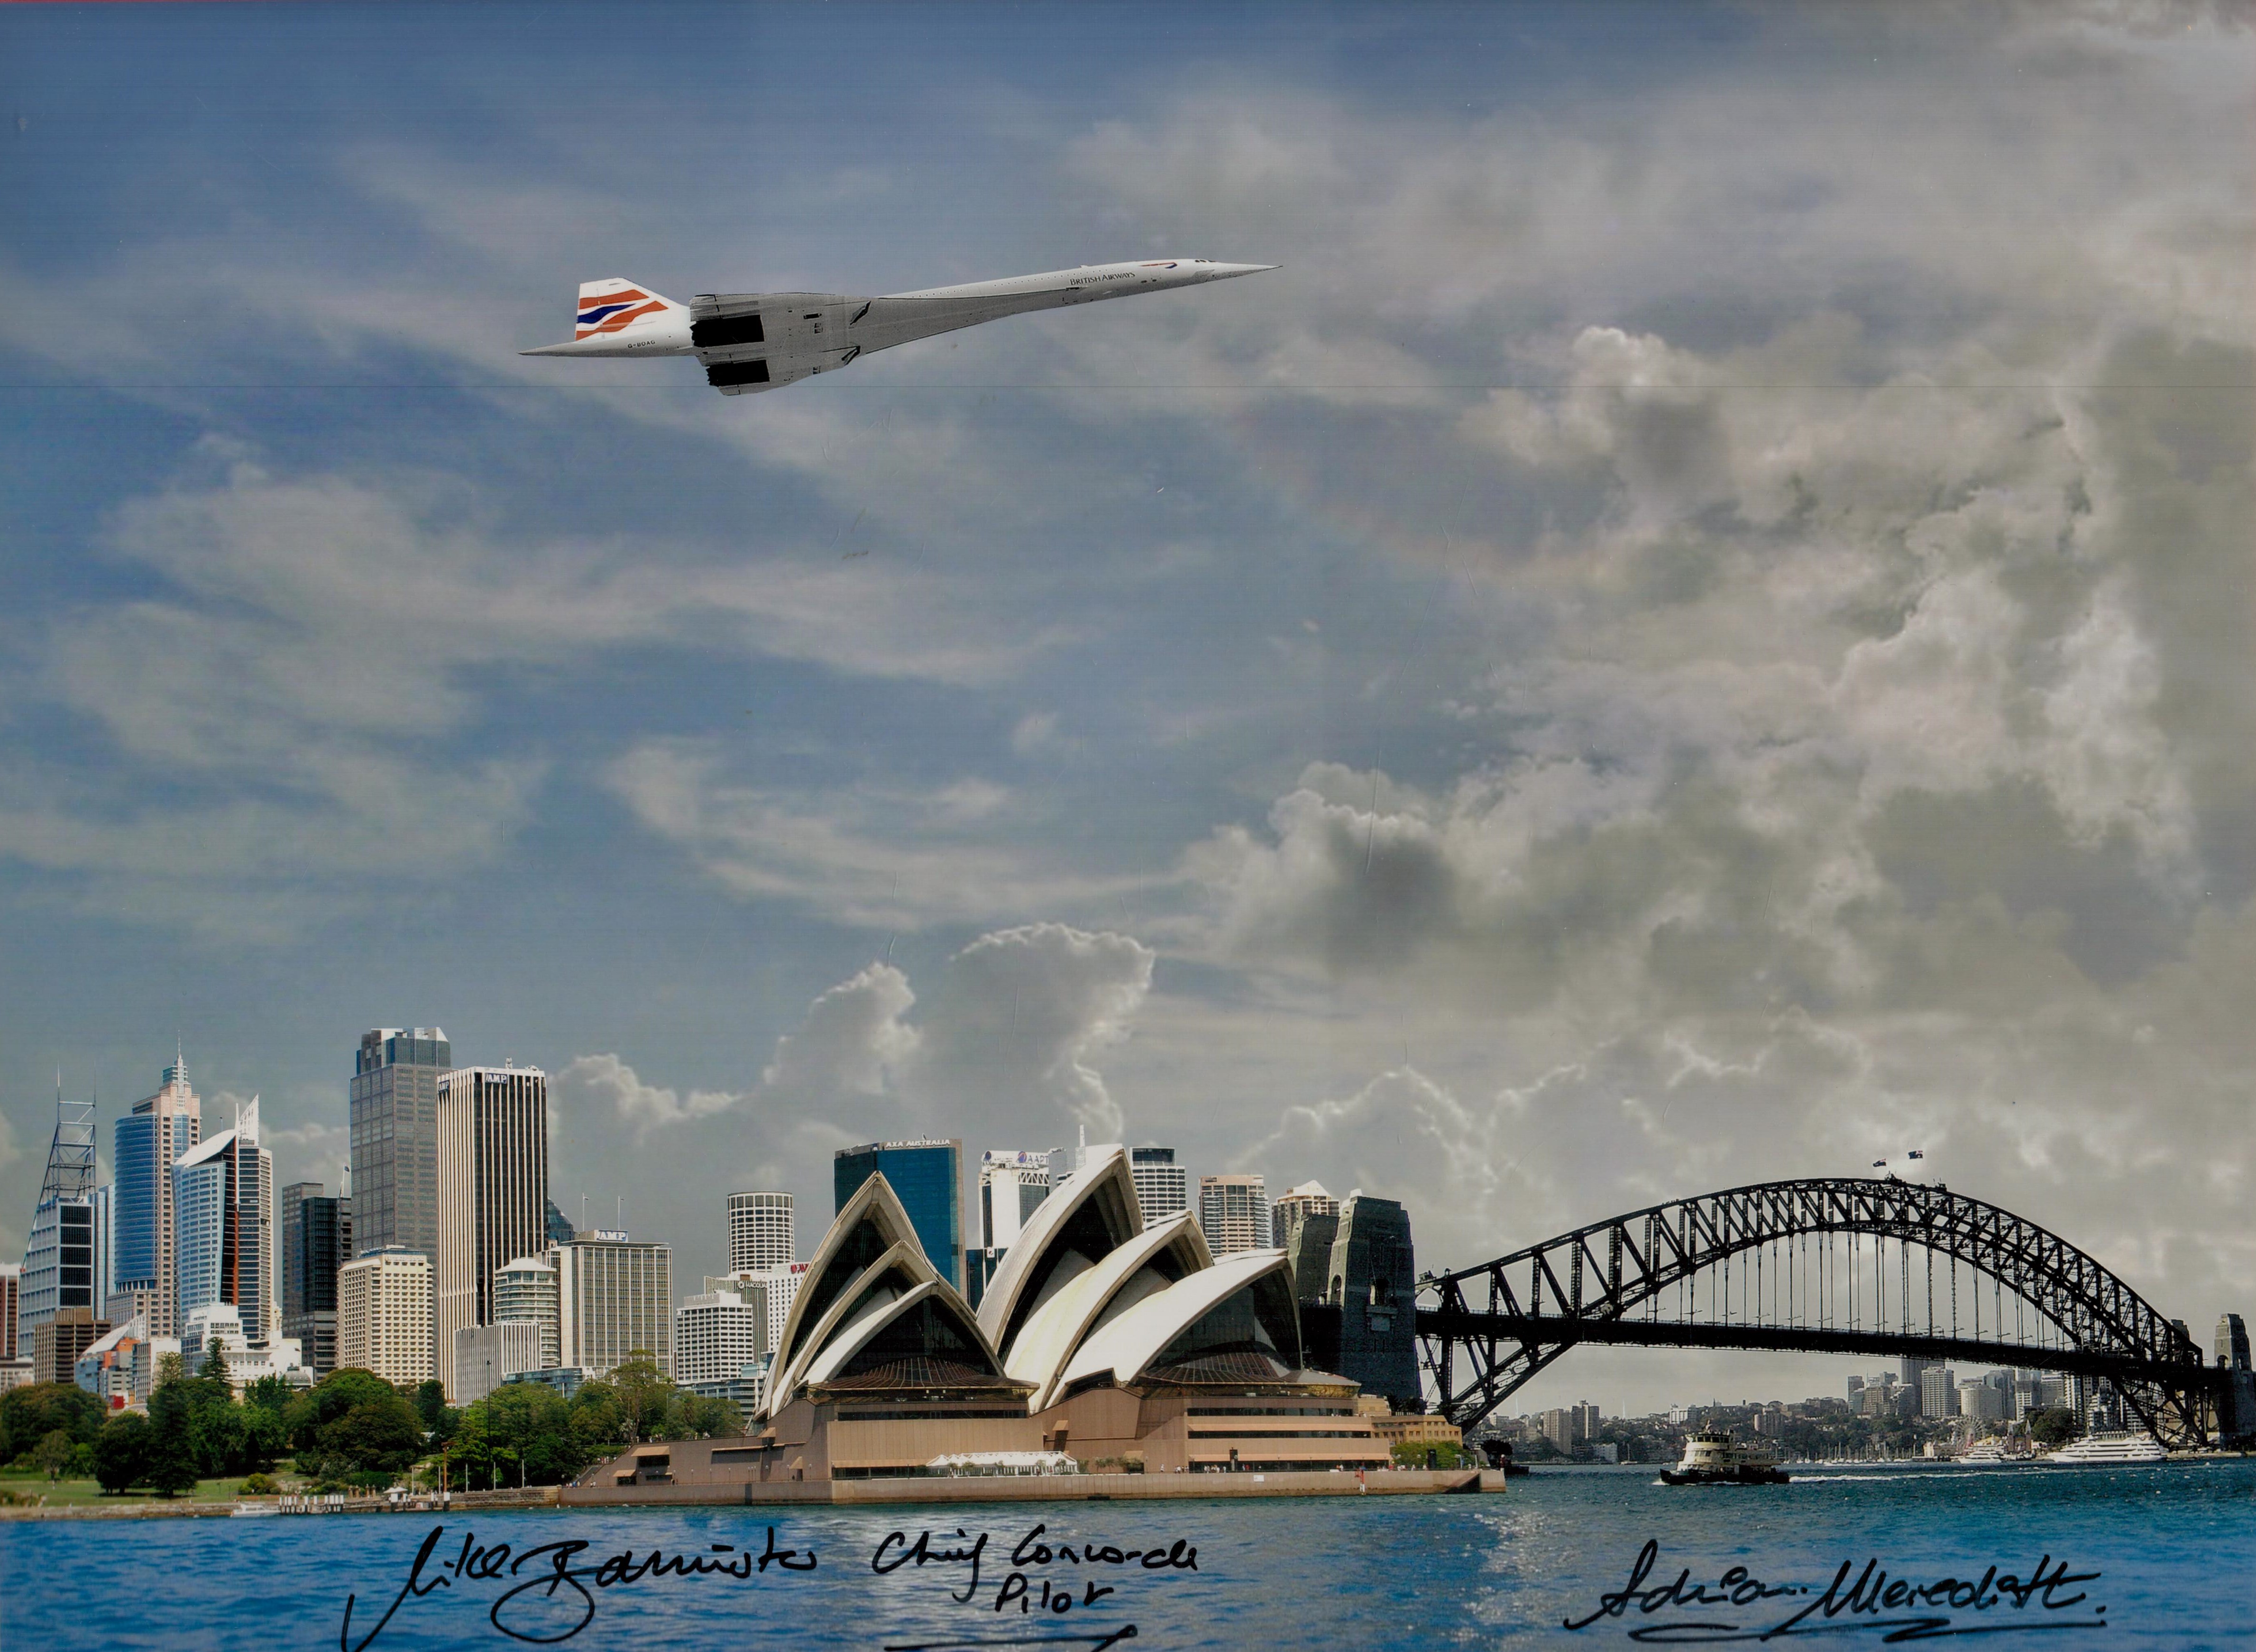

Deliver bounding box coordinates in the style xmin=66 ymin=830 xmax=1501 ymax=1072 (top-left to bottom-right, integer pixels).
xmin=12 ymin=1024 xmax=2252 ymax=1418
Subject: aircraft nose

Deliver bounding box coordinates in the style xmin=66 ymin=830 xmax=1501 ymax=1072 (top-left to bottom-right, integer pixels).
xmin=1208 ymin=263 xmax=1281 ymax=281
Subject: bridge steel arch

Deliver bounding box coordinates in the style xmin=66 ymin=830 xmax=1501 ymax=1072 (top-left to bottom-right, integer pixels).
xmin=1415 ymin=1177 xmax=2220 ymax=1448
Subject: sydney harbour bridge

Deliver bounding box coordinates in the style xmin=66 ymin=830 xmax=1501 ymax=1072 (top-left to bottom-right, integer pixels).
xmin=1395 ymin=1177 xmax=2241 ymax=1449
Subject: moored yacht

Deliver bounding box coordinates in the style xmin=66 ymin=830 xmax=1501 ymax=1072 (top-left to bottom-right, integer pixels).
xmin=1660 ymin=1429 xmax=1789 ymax=1485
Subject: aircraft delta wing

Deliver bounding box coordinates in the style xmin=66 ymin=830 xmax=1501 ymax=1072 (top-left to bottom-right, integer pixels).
xmin=522 ymin=260 xmax=1278 ymax=397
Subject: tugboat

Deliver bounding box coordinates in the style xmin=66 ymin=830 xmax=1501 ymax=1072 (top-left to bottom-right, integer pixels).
xmin=1660 ymin=1428 xmax=1790 ymax=1485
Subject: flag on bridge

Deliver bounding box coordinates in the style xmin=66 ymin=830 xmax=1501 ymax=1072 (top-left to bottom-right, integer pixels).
xmin=1871 ymin=1159 xmax=1887 ymax=1168
xmin=1907 ymin=1150 xmax=1924 ymax=1160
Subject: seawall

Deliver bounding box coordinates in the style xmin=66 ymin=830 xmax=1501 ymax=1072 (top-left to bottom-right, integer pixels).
xmin=559 ymin=1467 xmax=1508 ymax=1506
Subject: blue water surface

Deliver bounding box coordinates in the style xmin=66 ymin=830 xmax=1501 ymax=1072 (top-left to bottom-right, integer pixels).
xmin=4 ymin=1461 xmax=2252 ymax=1649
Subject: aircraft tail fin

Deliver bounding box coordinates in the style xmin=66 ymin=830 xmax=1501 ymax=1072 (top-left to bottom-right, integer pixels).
xmin=574 ymin=277 xmax=683 ymax=339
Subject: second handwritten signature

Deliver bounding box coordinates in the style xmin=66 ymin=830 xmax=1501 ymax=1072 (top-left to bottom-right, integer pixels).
xmin=1564 ymin=1538 xmax=2106 ymax=1643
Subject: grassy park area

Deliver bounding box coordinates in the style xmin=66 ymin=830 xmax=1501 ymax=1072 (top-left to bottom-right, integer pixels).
xmin=0 ymin=1467 xmax=277 ymax=1507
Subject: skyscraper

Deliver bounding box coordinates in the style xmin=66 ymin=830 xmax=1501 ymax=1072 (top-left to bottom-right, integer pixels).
xmin=834 ymin=1140 xmax=963 ymax=1290
xmin=173 ymin=1100 xmax=275 ymax=1347
xmin=339 ymin=1247 xmax=434 ymax=1387
xmin=90 ymin=1181 xmax=115 ymax=1321
xmin=1198 ymin=1174 xmax=1270 ymax=1256
xmin=1271 ymin=1181 xmax=1339 ymax=1247
xmin=282 ymin=1182 xmax=351 ymax=1376
xmin=1273 ymin=1182 xmax=1340 ymax=1301
xmin=554 ymin=1231 xmax=671 ymax=1378
xmin=675 ymin=1286 xmax=768 ymax=1386
xmin=1571 ymin=1400 xmax=1602 ymax=1446
xmin=726 ymin=1192 xmax=795 ymax=1273
xmin=494 ymin=1252 xmax=560 ymax=1370
xmin=1130 ymin=1146 xmax=1188 ymax=1221
xmin=112 ymin=1056 xmax=202 ymax=1337
xmin=348 ymin=1027 xmax=450 ymax=1262
xmin=979 ymin=1151 xmax=1053 ymax=1252
xmin=18 ymin=1085 xmax=98 ymax=1355
xmin=453 ymin=1322 xmax=544 ymax=1405
xmin=969 ymin=1151 xmax=1052 ymax=1305
xmin=0 ymin=1263 xmax=18 ymax=1362
xmin=708 ymin=1264 xmax=806 ymax=1356
xmin=436 ymin=1064 xmax=549 ymax=1400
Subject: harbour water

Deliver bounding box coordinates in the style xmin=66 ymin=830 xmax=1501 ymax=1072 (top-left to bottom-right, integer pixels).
xmin=3 ymin=1459 xmax=2251 ymax=1648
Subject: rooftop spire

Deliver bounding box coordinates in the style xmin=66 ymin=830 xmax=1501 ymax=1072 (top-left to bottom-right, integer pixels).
xmin=38 ymin=1072 xmax=97 ymax=1204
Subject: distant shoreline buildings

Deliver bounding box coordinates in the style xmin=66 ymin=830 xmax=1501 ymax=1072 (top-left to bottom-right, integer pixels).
xmin=6 ymin=1026 xmax=1446 ymax=1429
xmin=3 ymin=1028 xmax=1429 ymax=1419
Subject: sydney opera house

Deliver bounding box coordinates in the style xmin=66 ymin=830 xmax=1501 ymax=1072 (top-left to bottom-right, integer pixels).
xmin=599 ymin=1146 xmax=1395 ymax=1488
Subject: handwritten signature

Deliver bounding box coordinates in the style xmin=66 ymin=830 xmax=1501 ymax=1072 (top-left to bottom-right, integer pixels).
xmin=339 ymin=1519 xmax=1193 ymax=1648
xmin=874 ymin=1521 xmax=1196 ymax=1617
xmin=1564 ymin=1538 xmax=2106 ymax=1643
xmin=338 ymin=1523 xmax=818 ymax=1648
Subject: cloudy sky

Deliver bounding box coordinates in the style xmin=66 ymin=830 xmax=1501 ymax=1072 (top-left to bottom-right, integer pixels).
xmin=2 ymin=1 xmax=2248 ymax=1415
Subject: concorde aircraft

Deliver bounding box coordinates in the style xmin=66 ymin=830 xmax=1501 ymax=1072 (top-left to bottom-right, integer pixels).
xmin=522 ymin=258 xmax=1279 ymax=396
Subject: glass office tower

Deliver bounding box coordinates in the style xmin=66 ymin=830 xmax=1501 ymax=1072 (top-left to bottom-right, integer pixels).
xmin=833 ymin=1140 xmax=963 ymax=1291
xmin=113 ymin=1061 xmax=201 ymax=1335
xmin=282 ymin=1182 xmax=350 ymax=1375
xmin=348 ymin=1028 xmax=450 ymax=1261
xmin=173 ymin=1112 xmax=275 ymax=1346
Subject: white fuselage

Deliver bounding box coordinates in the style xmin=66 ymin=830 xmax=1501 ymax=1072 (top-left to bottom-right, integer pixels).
xmin=529 ymin=259 xmax=1275 ymax=359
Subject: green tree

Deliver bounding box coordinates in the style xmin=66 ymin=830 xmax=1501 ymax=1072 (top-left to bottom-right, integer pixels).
xmin=243 ymin=1402 xmax=288 ymax=1471
xmin=569 ymin=1379 xmax=626 ymax=1457
xmin=32 ymin=1428 xmax=77 ymax=1482
xmin=242 ymin=1374 xmax=297 ymax=1416
xmin=155 ymin=1351 xmax=188 ymax=1388
xmin=413 ymin=1379 xmax=449 ymax=1435
xmin=0 ymin=1381 xmax=107 ymax=1460
xmin=2025 ymin=1407 xmax=2082 ymax=1448
xmin=678 ymin=1394 xmax=744 ymax=1440
xmin=198 ymin=1344 xmax=230 ymax=1382
xmin=320 ymin=1395 xmax=424 ymax=1475
xmin=283 ymin=1368 xmax=399 ymax=1451
xmin=608 ymin=1351 xmax=676 ymax=1444
xmin=92 ymin=1412 xmax=152 ymax=1494
xmin=475 ymin=1382 xmax=592 ymax=1488
xmin=1390 ymin=1438 xmax=1475 ymax=1469
xmin=188 ymin=1399 xmax=249 ymax=1478
xmin=144 ymin=1401 xmax=200 ymax=1497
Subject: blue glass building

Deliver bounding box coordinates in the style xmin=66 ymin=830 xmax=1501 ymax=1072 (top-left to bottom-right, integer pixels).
xmin=833 ymin=1139 xmax=963 ymax=1291
xmin=112 ymin=1110 xmax=165 ymax=1294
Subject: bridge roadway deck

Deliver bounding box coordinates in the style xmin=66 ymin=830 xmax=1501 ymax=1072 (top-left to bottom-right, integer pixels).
xmin=1412 ymin=1309 xmax=2218 ymax=1389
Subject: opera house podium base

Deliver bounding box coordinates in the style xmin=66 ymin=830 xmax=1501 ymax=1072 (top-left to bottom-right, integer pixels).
xmin=562 ymin=1449 xmax=1511 ymax=1507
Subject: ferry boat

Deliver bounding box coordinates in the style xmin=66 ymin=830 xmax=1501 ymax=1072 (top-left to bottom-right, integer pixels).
xmin=2041 ymin=1432 xmax=2168 ymax=1466
xmin=1956 ymin=1439 xmax=2018 ymax=1465
xmin=1660 ymin=1429 xmax=1790 ymax=1486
